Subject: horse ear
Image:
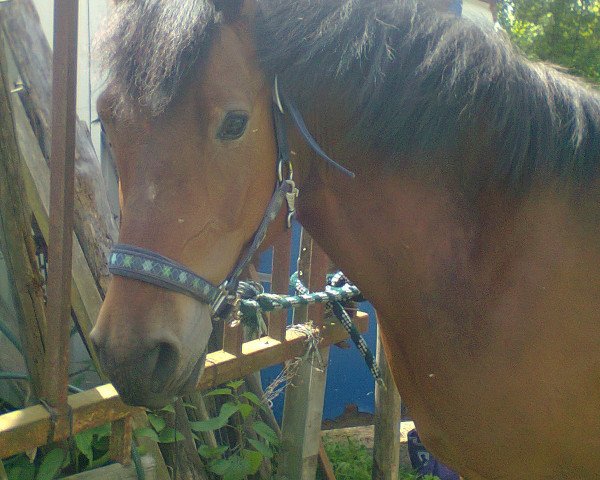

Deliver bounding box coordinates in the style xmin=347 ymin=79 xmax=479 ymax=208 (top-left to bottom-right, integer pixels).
xmin=213 ymin=0 xmax=256 ymax=23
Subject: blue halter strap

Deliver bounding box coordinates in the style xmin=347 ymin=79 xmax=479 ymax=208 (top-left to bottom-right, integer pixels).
xmin=108 ymin=80 xmax=354 ymax=320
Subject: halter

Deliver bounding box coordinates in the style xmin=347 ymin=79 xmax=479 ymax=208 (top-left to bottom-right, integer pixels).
xmin=108 ymin=79 xmax=354 ymax=321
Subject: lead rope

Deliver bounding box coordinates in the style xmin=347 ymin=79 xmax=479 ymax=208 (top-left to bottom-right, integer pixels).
xmin=236 ymin=272 xmax=384 ymax=386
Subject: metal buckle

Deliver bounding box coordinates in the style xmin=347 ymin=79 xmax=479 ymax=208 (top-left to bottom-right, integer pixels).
xmin=285 ymin=179 xmax=299 ymax=228
xmin=210 ymin=288 xmax=231 ymax=318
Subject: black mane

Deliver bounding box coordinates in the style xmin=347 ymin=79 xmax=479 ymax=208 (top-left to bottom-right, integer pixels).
xmin=256 ymin=0 xmax=600 ymax=186
xmin=97 ymin=0 xmax=600 ymax=187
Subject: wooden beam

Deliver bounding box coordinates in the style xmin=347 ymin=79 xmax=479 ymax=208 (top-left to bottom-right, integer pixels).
xmin=0 ymin=31 xmax=47 ymax=397
xmin=0 ymin=313 xmax=368 ymax=459
xmin=44 ymin=0 xmax=79 ymax=414
xmin=278 ymin=229 xmax=332 ymax=480
xmin=109 ymin=416 xmax=133 ymax=466
xmin=372 ymin=324 xmax=402 ymax=480
xmin=4 ymin=34 xmax=105 ymax=379
xmin=269 ymin=232 xmax=292 ymax=341
xmin=318 ymin=442 xmax=337 ymax=480
xmin=61 ymin=455 xmax=157 ymax=480
xmin=199 ymin=312 xmax=367 ymax=390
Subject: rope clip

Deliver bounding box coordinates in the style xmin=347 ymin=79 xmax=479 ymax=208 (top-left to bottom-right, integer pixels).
xmin=285 ymin=179 xmax=299 ymax=228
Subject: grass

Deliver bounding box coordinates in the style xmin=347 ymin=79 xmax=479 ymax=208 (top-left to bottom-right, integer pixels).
xmin=317 ymin=437 xmax=440 ymax=480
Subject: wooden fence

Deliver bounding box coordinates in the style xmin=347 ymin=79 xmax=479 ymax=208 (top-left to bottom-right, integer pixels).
xmin=0 ymin=1 xmax=404 ymax=479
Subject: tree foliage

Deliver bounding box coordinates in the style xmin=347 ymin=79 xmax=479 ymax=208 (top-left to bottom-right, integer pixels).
xmin=499 ymin=0 xmax=600 ymax=83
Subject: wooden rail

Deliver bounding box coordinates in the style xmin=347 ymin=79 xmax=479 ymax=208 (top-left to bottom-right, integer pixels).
xmin=0 ymin=312 xmax=368 ymax=459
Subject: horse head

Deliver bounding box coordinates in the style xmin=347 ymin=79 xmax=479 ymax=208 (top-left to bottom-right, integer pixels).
xmin=90 ymin=0 xmax=279 ymax=408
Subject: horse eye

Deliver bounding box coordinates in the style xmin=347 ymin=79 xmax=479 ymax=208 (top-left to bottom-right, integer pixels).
xmin=217 ymin=111 xmax=249 ymax=140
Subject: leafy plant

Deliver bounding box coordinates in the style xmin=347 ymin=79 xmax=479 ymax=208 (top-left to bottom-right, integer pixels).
xmin=193 ymin=380 xmax=280 ymax=480
xmin=3 ymin=422 xmax=113 ymax=480
xmin=133 ymin=406 xmax=185 ymax=445
xmin=132 ymin=380 xmax=279 ymax=479
xmin=319 ymin=437 xmax=441 ymax=480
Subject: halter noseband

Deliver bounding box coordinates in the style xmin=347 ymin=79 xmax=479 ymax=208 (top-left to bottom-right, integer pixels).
xmin=108 ymin=79 xmax=354 ymax=321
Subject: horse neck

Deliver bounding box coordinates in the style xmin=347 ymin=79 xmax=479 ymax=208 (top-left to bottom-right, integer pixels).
xmin=290 ymin=121 xmax=481 ymax=314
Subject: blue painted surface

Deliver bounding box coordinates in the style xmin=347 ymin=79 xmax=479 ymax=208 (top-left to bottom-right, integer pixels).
xmin=258 ymin=222 xmax=377 ymax=421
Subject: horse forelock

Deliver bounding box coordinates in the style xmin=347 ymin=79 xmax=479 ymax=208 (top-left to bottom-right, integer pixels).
xmin=95 ymin=0 xmax=220 ymax=117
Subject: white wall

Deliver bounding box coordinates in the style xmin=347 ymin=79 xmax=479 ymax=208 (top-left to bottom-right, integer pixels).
xmin=33 ymin=0 xmax=109 ymax=154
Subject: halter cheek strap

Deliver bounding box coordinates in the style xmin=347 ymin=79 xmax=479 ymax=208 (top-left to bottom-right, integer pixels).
xmin=108 ymin=80 xmax=353 ymax=321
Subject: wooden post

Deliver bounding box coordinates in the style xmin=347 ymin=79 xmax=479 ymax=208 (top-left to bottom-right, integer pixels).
xmin=109 ymin=416 xmax=133 ymax=466
xmin=0 ymin=31 xmax=47 ymax=397
xmin=372 ymin=322 xmax=401 ymax=480
xmin=269 ymin=232 xmax=292 ymax=341
xmin=43 ymin=0 xmax=78 ymax=422
xmin=278 ymin=230 xmax=331 ymax=480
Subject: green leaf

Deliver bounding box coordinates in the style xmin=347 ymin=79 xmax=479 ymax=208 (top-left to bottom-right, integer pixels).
xmin=248 ymin=438 xmax=274 ymax=458
xmin=252 ymin=421 xmax=280 ymax=445
xmin=182 ymin=402 xmax=198 ymax=409
xmin=74 ymin=430 xmax=94 ymax=462
xmin=242 ymin=448 xmax=263 ymax=475
xmin=204 ymin=388 xmax=232 ymax=397
xmin=133 ymin=427 xmax=159 ymax=442
xmin=190 ymin=416 xmax=228 ymax=433
xmin=226 ymin=380 xmax=244 ymax=391
xmin=157 ymin=428 xmax=184 ymax=444
xmin=160 ymin=404 xmax=175 ymax=413
xmin=197 ymin=444 xmax=228 ymax=459
xmin=35 ymin=448 xmax=65 ymax=480
xmin=241 ymin=391 xmax=264 ymax=408
xmin=209 ymin=456 xmax=250 ymax=480
xmin=148 ymin=413 xmax=166 ymax=433
xmin=190 ymin=402 xmax=240 ymax=432
xmin=219 ymin=401 xmax=239 ymax=419
xmin=238 ymin=403 xmax=253 ymax=420
xmin=6 ymin=455 xmax=35 ymax=480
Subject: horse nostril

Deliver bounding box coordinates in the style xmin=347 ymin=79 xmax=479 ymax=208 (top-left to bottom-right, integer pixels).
xmin=150 ymin=342 xmax=179 ymax=393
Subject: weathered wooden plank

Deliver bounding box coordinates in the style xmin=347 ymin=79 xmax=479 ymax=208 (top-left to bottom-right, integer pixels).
xmin=372 ymin=324 xmax=402 ymax=480
xmin=308 ymin=242 xmax=330 ymax=326
xmin=61 ymin=455 xmax=156 ymax=480
xmin=199 ymin=312 xmax=367 ymax=390
xmin=318 ymin=442 xmax=337 ymax=480
xmin=158 ymin=400 xmax=209 ymax=480
xmin=0 ymin=313 xmax=368 ymax=459
xmin=222 ymin=320 xmax=244 ymax=356
xmin=269 ymin=232 xmax=292 ymax=341
xmin=8 ymin=71 xmax=104 ymax=376
xmin=0 ymin=0 xmax=118 ymax=293
xmin=278 ymin=229 xmax=331 ymax=480
xmin=44 ymin=0 xmax=79 ymax=413
xmin=110 ymin=416 xmax=133 ymax=466
xmin=0 ymin=31 xmax=47 ymax=397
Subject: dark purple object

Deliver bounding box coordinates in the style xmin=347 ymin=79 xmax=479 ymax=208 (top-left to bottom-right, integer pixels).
xmin=408 ymin=429 xmax=460 ymax=480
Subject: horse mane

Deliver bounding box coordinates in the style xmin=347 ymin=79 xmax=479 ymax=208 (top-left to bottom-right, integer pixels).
xmin=96 ymin=0 xmax=219 ymax=116
xmin=97 ymin=0 xmax=600 ymax=187
xmin=256 ymin=0 xmax=600 ymax=187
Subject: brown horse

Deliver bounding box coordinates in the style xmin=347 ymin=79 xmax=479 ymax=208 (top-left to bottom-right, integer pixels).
xmin=90 ymin=0 xmax=600 ymax=478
